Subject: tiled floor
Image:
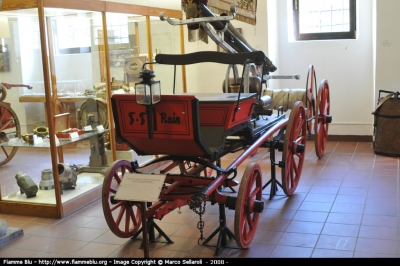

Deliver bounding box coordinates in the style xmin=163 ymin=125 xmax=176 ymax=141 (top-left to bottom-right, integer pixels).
xmin=0 ymin=141 xmax=399 ymax=258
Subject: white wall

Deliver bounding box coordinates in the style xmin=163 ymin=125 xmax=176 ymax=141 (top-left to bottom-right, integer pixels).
xmin=375 ymin=0 xmax=400 ymax=104
xmin=183 ymin=0 xmax=374 ymax=136
xmin=271 ymin=0 xmax=374 ymax=136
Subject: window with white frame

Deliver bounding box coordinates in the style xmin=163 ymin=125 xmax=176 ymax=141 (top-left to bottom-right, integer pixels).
xmin=293 ymin=0 xmax=356 ymax=40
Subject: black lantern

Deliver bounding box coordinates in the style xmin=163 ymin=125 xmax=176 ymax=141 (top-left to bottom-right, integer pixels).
xmin=135 ymin=69 xmax=161 ymax=139
xmin=135 ymin=69 xmax=161 ymax=105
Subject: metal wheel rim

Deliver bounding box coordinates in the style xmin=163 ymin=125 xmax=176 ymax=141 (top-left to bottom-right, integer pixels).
xmin=314 ymin=80 xmax=330 ymax=159
xmin=305 ymin=65 xmax=316 ymax=135
xmin=0 ymin=102 xmax=20 ymax=167
xmin=234 ymin=162 xmax=262 ymax=248
xmin=282 ymin=101 xmax=306 ymax=196
xmin=102 ymin=160 xmax=142 ymax=238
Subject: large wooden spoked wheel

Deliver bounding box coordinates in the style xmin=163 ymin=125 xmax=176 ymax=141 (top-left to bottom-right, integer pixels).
xmin=315 ymin=79 xmax=331 ymax=159
xmin=102 ymin=160 xmax=143 ymax=238
xmin=282 ymin=101 xmax=307 ymax=196
xmin=305 ymin=65 xmax=316 ymax=135
xmin=0 ymin=102 xmax=20 ymax=167
xmin=234 ymin=162 xmax=262 ymax=249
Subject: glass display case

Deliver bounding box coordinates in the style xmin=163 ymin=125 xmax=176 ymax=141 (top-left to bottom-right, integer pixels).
xmin=0 ymin=0 xmax=183 ymax=218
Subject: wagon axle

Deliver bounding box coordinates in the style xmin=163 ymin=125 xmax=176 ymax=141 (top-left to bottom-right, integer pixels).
xmin=319 ymin=114 xmax=332 ymax=124
xmin=225 ymin=195 xmax=264 ymax=214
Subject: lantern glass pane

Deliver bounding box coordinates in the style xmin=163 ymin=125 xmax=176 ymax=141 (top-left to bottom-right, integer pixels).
xmin=152 ymin=81 xmax=161 ymax=104
xmin=135 ymin=84 xmax=151 ymax=105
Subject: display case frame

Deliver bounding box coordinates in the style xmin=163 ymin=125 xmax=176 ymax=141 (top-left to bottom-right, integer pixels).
xmin=0 ymin=0 xmax=184 ymax=218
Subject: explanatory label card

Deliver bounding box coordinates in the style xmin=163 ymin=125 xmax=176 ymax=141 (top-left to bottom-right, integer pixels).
xmin=114 ymin=173 xmax=166 ymax=202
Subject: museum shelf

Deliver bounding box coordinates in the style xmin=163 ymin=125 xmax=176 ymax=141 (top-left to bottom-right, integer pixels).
xmin=0 ymin=0 xmax=184 ymax=218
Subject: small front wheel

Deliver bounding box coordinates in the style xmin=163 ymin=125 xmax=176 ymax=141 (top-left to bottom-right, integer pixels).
xmin=102 ymin=160 xmax=143 ymax=238
xmin=234 ymin=163 xmax=263 ymax=248
xmin=282 ymin=101 xmax=307 ymax=196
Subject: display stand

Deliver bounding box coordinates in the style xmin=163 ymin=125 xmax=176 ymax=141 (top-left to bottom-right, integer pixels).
xmin=0 ymin=0 xmax=184 ymax=218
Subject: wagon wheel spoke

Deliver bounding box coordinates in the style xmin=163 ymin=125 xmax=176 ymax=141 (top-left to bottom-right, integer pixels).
xmin=0 ymin=103 xmax=20 ymax=167
xmin=234 ymin=163 xmax=263 ymax=248
xmin=315 ymin=80 xmax=331 ymax=159
xmin=281 ymin=101 xmax=306 ymax=196
xmin=113 ymin=172 xmax=121 ymax=184
xmin=102 ymin=160 xmax=143 ymax=238
xmin=245 ymin=213 xmax=254 ymax=231
xmin=305 ymin=65 xmax=316 ymax=135
xmin=109 ymin=200 xmax=124 ymax=212
xmin=115 ymin=205 xmax=125 ymax=226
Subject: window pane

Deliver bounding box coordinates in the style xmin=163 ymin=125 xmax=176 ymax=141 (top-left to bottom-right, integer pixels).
xmin=299 ymin=0 xmax=350 ymax=34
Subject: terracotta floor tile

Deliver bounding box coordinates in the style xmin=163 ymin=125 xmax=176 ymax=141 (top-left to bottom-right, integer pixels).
xmin=270 ymin=245 xmax=313 ymax=258
xmin=303 ymin=193 xmax=336 ymax=203
xmin=56 ymin=215 xmax=96 ymax=227
xmin=153 ymin=236 xmax=198 ymax=252
xmin=340 ymin=180 xmax=370 ymax=189
xmin=71 ymin=242 xmax=120 ymax=258
xmin=107 ymin=241 xmax=145 ymax=258
xmin=285 ymin=221 xmax=324 ymax=234
xmin=298 ymin=201 xmax=333 ymax=212
xmin=326 ymin=213 xmax=362 ymax=225
xmin=358 ymin=225 xmax=397 ymax=240
xmin=364 ymin=204 xmax=397 ymax=216
xmin=189 ymin=242 xmax=232 ymax=257
xmin=42 ymin=239 xmax=89 ymax=254
xmin=309 ymin=186 xmax=339 ymax=195
xmin=292 ymin=210 xmax=329 ymax=223
xmin=277 ymin=232 xmax=319 ymax=248
xmin=251 ymin=230 xmax=283 ymax=244
xmin=4 ymin=215 xmax=36 ymax=223
xmin=81 ymin=217 xmax=112 ymax=230
xmin=354 ymin=252 xmax=397 ymax=258
xmin=0 ymin=248 xmax=36 ymax=258
xmin=338 ymin=187 xmax=369 ymax=196
xmin=1 ymin=141 xmax=400 ymax=258
xmin=312 ymin=179 xmax=343 ymax=187
xmin=265 ymin=198 xmax=303 ymax=210
xmin=315 ymin=235 xmax=356 ymax=251
xmin=29 ymin=217 xmax=60 ymax=225
xmin=31 ymin=252 xmax=71 ymax=258
xmin=312 ymin=249 xmax=353 ymax=258
xmin=259 ymin=209 xmax=296 ymax=220
xmin=355 ymin=238 xmax=397 ymax=255
xmin=18 ymin=222 xmax=61 ymax=236
xmin=12 ymin=236 xmax=59 ymax=251
xmin=0 ymin=213 xmax=11 ymax=219
xmin=63 ymin=228 xmax=107 ymax=242
xmin=227 ymin=243 xmax=274 ymax=258
xmin=330 ymin=203 xmax=365 ymax=214
xmin=361 ymin=215 xmax=397 ymax=227
xmin=321 ymin=223 xmax=360 ymax=237
xmin=258 ymin=219 xmax=290 ymax=232
xmin=35 ymin=224 xmax=78 ymax=239
xmin=334 ymin=195 xmax=366 ymax=204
